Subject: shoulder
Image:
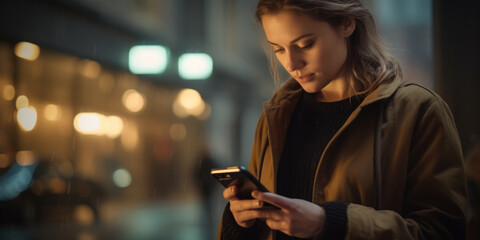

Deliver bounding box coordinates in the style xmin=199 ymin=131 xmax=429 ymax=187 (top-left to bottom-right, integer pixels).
xmin=388 ymin=83 xmax=458 ymax=132
xmin=393 ymin=83 xmax=443 ymax=105
xmin=389 ymin=83 xmax=452 ymax=115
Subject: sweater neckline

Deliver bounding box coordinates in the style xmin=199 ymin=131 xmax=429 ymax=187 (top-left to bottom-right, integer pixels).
xmin=302 ymin=91 xmax=364 ymax=112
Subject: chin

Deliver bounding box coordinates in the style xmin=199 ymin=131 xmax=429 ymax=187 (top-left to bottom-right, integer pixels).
xmin=299 ymin=81 xmax=324 ymax=94
xmin=301 ymin=87 xmax=319 ymax=94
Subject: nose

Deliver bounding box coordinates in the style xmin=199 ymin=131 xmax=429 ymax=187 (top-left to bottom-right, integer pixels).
xmin=284 ymin=51 xmax=304 ymax=72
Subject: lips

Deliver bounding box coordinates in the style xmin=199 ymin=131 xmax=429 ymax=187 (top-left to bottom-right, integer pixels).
xmin=296 ymin=73 xmax=314 ymax=83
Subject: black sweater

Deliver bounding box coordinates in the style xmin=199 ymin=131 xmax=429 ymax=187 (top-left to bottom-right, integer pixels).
xmin=276 ymin=92 xmax=362 ymax=240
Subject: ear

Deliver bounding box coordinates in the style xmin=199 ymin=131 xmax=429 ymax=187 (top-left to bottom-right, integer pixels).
xmin=341 ymin=17 xmax=356 ymax=37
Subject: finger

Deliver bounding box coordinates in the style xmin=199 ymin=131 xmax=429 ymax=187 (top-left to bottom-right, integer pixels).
xmin=265 ymin=219 xmax=286 ymax=232
xmin=230 ymin=199 xmax=264 ymax=212
xmin=237 ymin=219 xmax=256 ymax=229
xmin=252 ymin=191 xmax=295 ymax=211
xmin=236 ymin=210 xmax=263 ymax=224
xmin=235 ymin=209 xmax=283 ymax=223
xmin=255 ymin=209 xmax=284 ymax=221
xmin=223 ymin=186 xmax=239 ymax=200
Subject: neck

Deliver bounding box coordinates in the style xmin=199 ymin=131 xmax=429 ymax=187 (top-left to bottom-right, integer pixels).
xmin=315 ymin=75 xmax=353 ymax=102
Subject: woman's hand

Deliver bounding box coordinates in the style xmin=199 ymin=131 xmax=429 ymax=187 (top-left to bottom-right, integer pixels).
xmin=223 ymin=186 xmax=265 ymax=228
xmin=251 ymin=191 xmax=326 ymax=238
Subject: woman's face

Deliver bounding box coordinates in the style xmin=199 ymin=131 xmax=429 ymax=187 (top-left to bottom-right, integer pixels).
xmin=261 ymin=10 xmax=352 ymax=94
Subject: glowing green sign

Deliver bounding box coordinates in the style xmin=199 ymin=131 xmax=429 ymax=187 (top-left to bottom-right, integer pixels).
xmin=129 ymin=45 xmax=168 ymax=74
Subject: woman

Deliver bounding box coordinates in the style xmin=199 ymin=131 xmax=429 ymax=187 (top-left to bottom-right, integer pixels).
xmin=218 ymin=0 xmax=467 ymax=239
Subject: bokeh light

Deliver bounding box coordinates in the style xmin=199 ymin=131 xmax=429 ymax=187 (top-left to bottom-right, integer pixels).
xmin=17 ymin=106 xmax=37 ymax=131
xmin=44 ymin=104 xmax=62 ymax=121
xmin=16 ymin=95 xmax=29 ymax=109
xmin=79 ymin=59 xmax=102 ymax=79
xmin=14 ymin=41 xmax=40 ymax=61
xmin=73 ymin=113 xmax=124 ymax=138
xmin=74 ymin=204 xmax=95 ymax=225
xmin=74 ymin=113 xmax=103 ymax=134
xmin=178 ymin=53 xmax=213 ymax=80
xmin=105 ymin=115 xmax=124 ymax=139
xmin=16 ymin=150 xmax=36 ymax=166
xmin=173 ymin=88 xmax=207 ymax=118
xmin=3 ymin=84 xmax=15 ymax=101
xmin=177 ymin=89 xmax=202 ymax=110
xmin=49 ymin=177 xmax=67 ymax=194
xmin=113 ymin=168 xmax=132 ymax=188
xmin=122 ymin=89 xmax=146 ymax=112
xmin=129 ymin=45 xmax=168 ymax=74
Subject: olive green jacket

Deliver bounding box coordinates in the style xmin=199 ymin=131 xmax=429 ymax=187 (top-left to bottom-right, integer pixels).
xmin=218 ymin=76 xmax=467 ymax=239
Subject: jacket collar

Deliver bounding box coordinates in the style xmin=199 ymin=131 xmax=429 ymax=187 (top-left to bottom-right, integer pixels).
xmin=265 ymin=75 xmax=403 ymax=110
xmin=261 ymin=76 xmax=403 ymax=187
xmin=359 ymin=76 xmax=403 ymax=107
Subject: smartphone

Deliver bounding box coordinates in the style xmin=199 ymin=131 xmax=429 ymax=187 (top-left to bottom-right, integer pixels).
xmin=211 ymin=166 xmax=278 ymax=209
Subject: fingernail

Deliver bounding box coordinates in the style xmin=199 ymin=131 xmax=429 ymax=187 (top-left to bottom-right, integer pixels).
xmin=252 ymin=191 xmax=259 ymax=198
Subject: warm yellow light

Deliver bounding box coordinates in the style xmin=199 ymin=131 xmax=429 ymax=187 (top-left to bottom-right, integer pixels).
xmin=44 ymin=104 xmax=62 ymax=121
xmin=189 ymin=100 xmax=206 ymax=117
xmin=79 ymin=60 xmax=101 ymax=79
xmin=173 ymin=88 xmax=207 ymax=118
xmin=122 ymin=89 xmax=145 ymax=112
xmin=16 ymin=150 xmax=36 ymax=166
xmin=16 ymin=95 xmax=29 ymax=109
xmin=3 ymin=85 xmax=15 ymax=101
xmin=170 ymin=123 xmax=187 ymax=141
xmin=74 ymin=204 xmax=95 ymax=225
xmin=14 ymin=42 xmax=40 ymax=61
xmin=73 ymin=113 xmax=125 ymax=138
xmin=177 ymin=89 xmax=202 ymax=110
xmin=105 ymin=115 xmax=124 ymax=139
xmin=74 ymin=113 xmax=103 ymax=134
xmin=49 ymin=177 xmax=67 ymax=194
xmin=17 ymin=106 xmax=37 ymax=131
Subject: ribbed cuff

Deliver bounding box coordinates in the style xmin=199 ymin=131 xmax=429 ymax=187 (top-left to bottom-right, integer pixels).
xmin=320 ymin=201 xmax=349 ymax=240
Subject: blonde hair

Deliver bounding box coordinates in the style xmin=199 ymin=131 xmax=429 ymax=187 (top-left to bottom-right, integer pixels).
xmin=255 ymin=0 xmax=402 ymax=95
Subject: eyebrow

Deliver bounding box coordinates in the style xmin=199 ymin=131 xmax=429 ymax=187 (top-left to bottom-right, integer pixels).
xmin=267 ymin=33 xmax=315 ymax=46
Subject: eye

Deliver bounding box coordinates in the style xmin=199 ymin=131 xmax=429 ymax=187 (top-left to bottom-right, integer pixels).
xmin=299 ymin=40 xmax=315 ymax=49
xmin=273 ymin=48 xmax=285 ymax=54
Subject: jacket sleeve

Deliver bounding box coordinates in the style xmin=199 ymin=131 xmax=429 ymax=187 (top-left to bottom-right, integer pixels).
xmin=345 ymin=95 xmax=467 ymax=239
xmin=217 ymin=112 xmax=269 ymax=240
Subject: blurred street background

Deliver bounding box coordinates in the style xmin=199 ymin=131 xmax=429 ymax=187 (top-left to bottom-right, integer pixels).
xmin=0 ymin=0 xmax=479 ymax=239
